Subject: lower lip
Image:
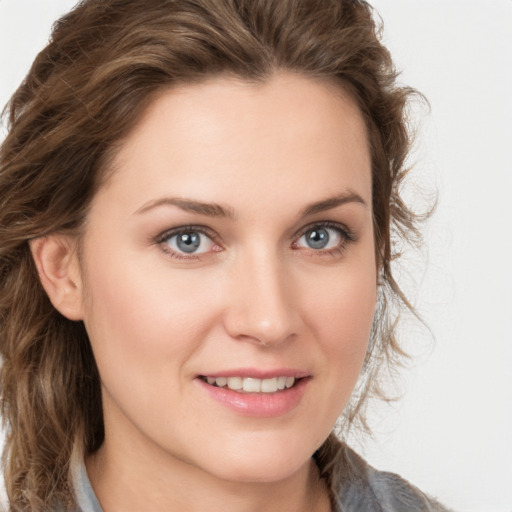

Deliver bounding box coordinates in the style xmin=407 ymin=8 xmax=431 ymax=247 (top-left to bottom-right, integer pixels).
xmin=197 ymin=378 xmax=309 ymax=418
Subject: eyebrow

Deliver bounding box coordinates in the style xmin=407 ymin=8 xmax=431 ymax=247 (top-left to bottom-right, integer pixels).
xmin=297 ymin=191 xmax=367 ymax=218
xmin=135 ymin=197 xmax=236 ymax=219
xmin=135 ymin=191 xmax=366 ymax=219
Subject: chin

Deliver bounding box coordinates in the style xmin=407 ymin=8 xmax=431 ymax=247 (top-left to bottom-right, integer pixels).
xmin=212 ymin=458 xmax=307 ymax=485
xmin=194 ymin=433 xmax=319 ymax=484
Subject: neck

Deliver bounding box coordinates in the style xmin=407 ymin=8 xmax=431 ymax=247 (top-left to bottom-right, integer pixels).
xmin=86 ymin=440 xmax=332 ymax=512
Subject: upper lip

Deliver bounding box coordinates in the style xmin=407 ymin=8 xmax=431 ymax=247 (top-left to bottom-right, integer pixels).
xmin=198 ymin=368 xmax=311 ymax=379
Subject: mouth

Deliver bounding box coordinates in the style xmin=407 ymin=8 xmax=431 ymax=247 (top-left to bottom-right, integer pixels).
xmin=199 ymin=375 xmax=302 ymax=394
xmin=197 ymin=371 xmax=310 ymax=417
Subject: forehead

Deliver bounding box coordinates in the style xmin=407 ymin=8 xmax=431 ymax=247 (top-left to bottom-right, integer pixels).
xmin=98 ymin=72 xmax=372 ymax=216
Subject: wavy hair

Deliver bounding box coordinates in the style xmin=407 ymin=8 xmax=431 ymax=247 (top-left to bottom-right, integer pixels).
xmin=0 ymin=0 xmax=424 ymax=509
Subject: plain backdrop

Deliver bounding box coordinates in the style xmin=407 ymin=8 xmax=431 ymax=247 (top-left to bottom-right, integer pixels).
xmin=1 ymin=1 xmax=511 ymax=511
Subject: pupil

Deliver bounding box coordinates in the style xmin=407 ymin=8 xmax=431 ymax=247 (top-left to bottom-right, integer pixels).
xmin=307 ymin=228 xmax=329 ymax=249
xmin=177 ymin=232 xmax=200 ymax=253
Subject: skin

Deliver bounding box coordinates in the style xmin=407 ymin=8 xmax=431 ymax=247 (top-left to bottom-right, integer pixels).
xmin=33 ymin=72 xmax=376 ymax=512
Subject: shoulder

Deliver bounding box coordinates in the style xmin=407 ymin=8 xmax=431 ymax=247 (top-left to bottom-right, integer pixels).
xmin=333 ymin=444 xmax=454 ymax=512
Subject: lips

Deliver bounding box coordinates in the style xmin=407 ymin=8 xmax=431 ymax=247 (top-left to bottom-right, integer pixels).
xmin=197 ymin=370 xmax=310 ymax=417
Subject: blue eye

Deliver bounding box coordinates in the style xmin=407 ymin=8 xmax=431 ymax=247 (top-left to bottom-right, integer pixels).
xmin=157 ymin=222 xmax=352 ymax=260
xmin=296 ymin=225 xmax=345 ymax=250
xmin=161 ymin=229 xmax=216 ymax=256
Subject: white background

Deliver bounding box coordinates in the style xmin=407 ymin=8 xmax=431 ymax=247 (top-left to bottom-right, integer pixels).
xmin=0 ymin=1 xmax=511 ymax=511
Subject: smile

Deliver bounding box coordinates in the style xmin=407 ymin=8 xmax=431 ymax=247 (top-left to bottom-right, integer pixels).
xmin=197 ymin=373 xmax=309 ymax=417
xmin=202 ymin=376 xmax=297 ymax=393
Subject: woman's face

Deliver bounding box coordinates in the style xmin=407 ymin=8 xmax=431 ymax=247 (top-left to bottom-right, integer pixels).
xmin=77 ymin=72 xmax=376 ymax=483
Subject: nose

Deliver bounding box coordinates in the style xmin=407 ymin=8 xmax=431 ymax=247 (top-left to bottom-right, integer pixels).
xmin=223 ymin=248 xmax=300 ymax=347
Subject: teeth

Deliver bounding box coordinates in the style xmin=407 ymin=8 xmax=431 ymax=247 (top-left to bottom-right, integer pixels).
xmin=227 ymin=377 xmax=243 ymax=390
xmin=216 ymin=377 xmax=227 ymax=387
xmin=261 ymin=377 xmax=278 ymax=393
xmin=243 ymin=378 xmax=261 ymax=392
xmin=205 ymin=376 xmax=297 ymax=393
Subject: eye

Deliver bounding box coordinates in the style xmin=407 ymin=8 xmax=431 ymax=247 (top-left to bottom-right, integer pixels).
xmin=294 ymin=223 xmax=352 ymax=253
xmin=157 ymin=226 xmax=219 ymax=258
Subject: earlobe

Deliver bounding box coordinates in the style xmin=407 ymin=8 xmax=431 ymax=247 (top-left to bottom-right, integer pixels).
xmin=29 ymin=235 xmax=84 ymax=321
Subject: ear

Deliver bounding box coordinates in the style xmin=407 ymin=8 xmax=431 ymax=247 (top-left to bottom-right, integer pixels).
xmin=29 ymin=235 xmax=84 ymax=321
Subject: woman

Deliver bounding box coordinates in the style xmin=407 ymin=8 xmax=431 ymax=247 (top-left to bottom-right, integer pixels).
xmin=0 ymin=0 xmax=451 ymax=511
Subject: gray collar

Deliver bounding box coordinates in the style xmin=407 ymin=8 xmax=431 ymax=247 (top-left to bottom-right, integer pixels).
xmin=73 ymin=462 xmax=103 ymax=512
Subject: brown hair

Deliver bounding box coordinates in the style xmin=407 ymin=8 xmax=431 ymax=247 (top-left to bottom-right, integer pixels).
xmin=0 ymin=0 xmax=423 ymax=509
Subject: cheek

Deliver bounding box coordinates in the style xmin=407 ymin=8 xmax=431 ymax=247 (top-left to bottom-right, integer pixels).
xmin=305 ymin=258 xmax=376 ymax=347
xmin=80 ymin=248 xmax=220 ymax=389
xmin=304 ymin=258 xmax=377 ymax=400
xmin=79 ymin=251 xmax=227 ymax=445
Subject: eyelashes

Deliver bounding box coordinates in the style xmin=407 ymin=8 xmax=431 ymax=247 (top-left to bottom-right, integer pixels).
xmin=156 ymin=225 xmax=220 ymax=258
xmin=155 ymin=225 xmax=220 ymax=260
xmin=292 ymin=222 xmax=356 ymax=254
xmin=154 ymin=221 xmax=357 ymax=261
